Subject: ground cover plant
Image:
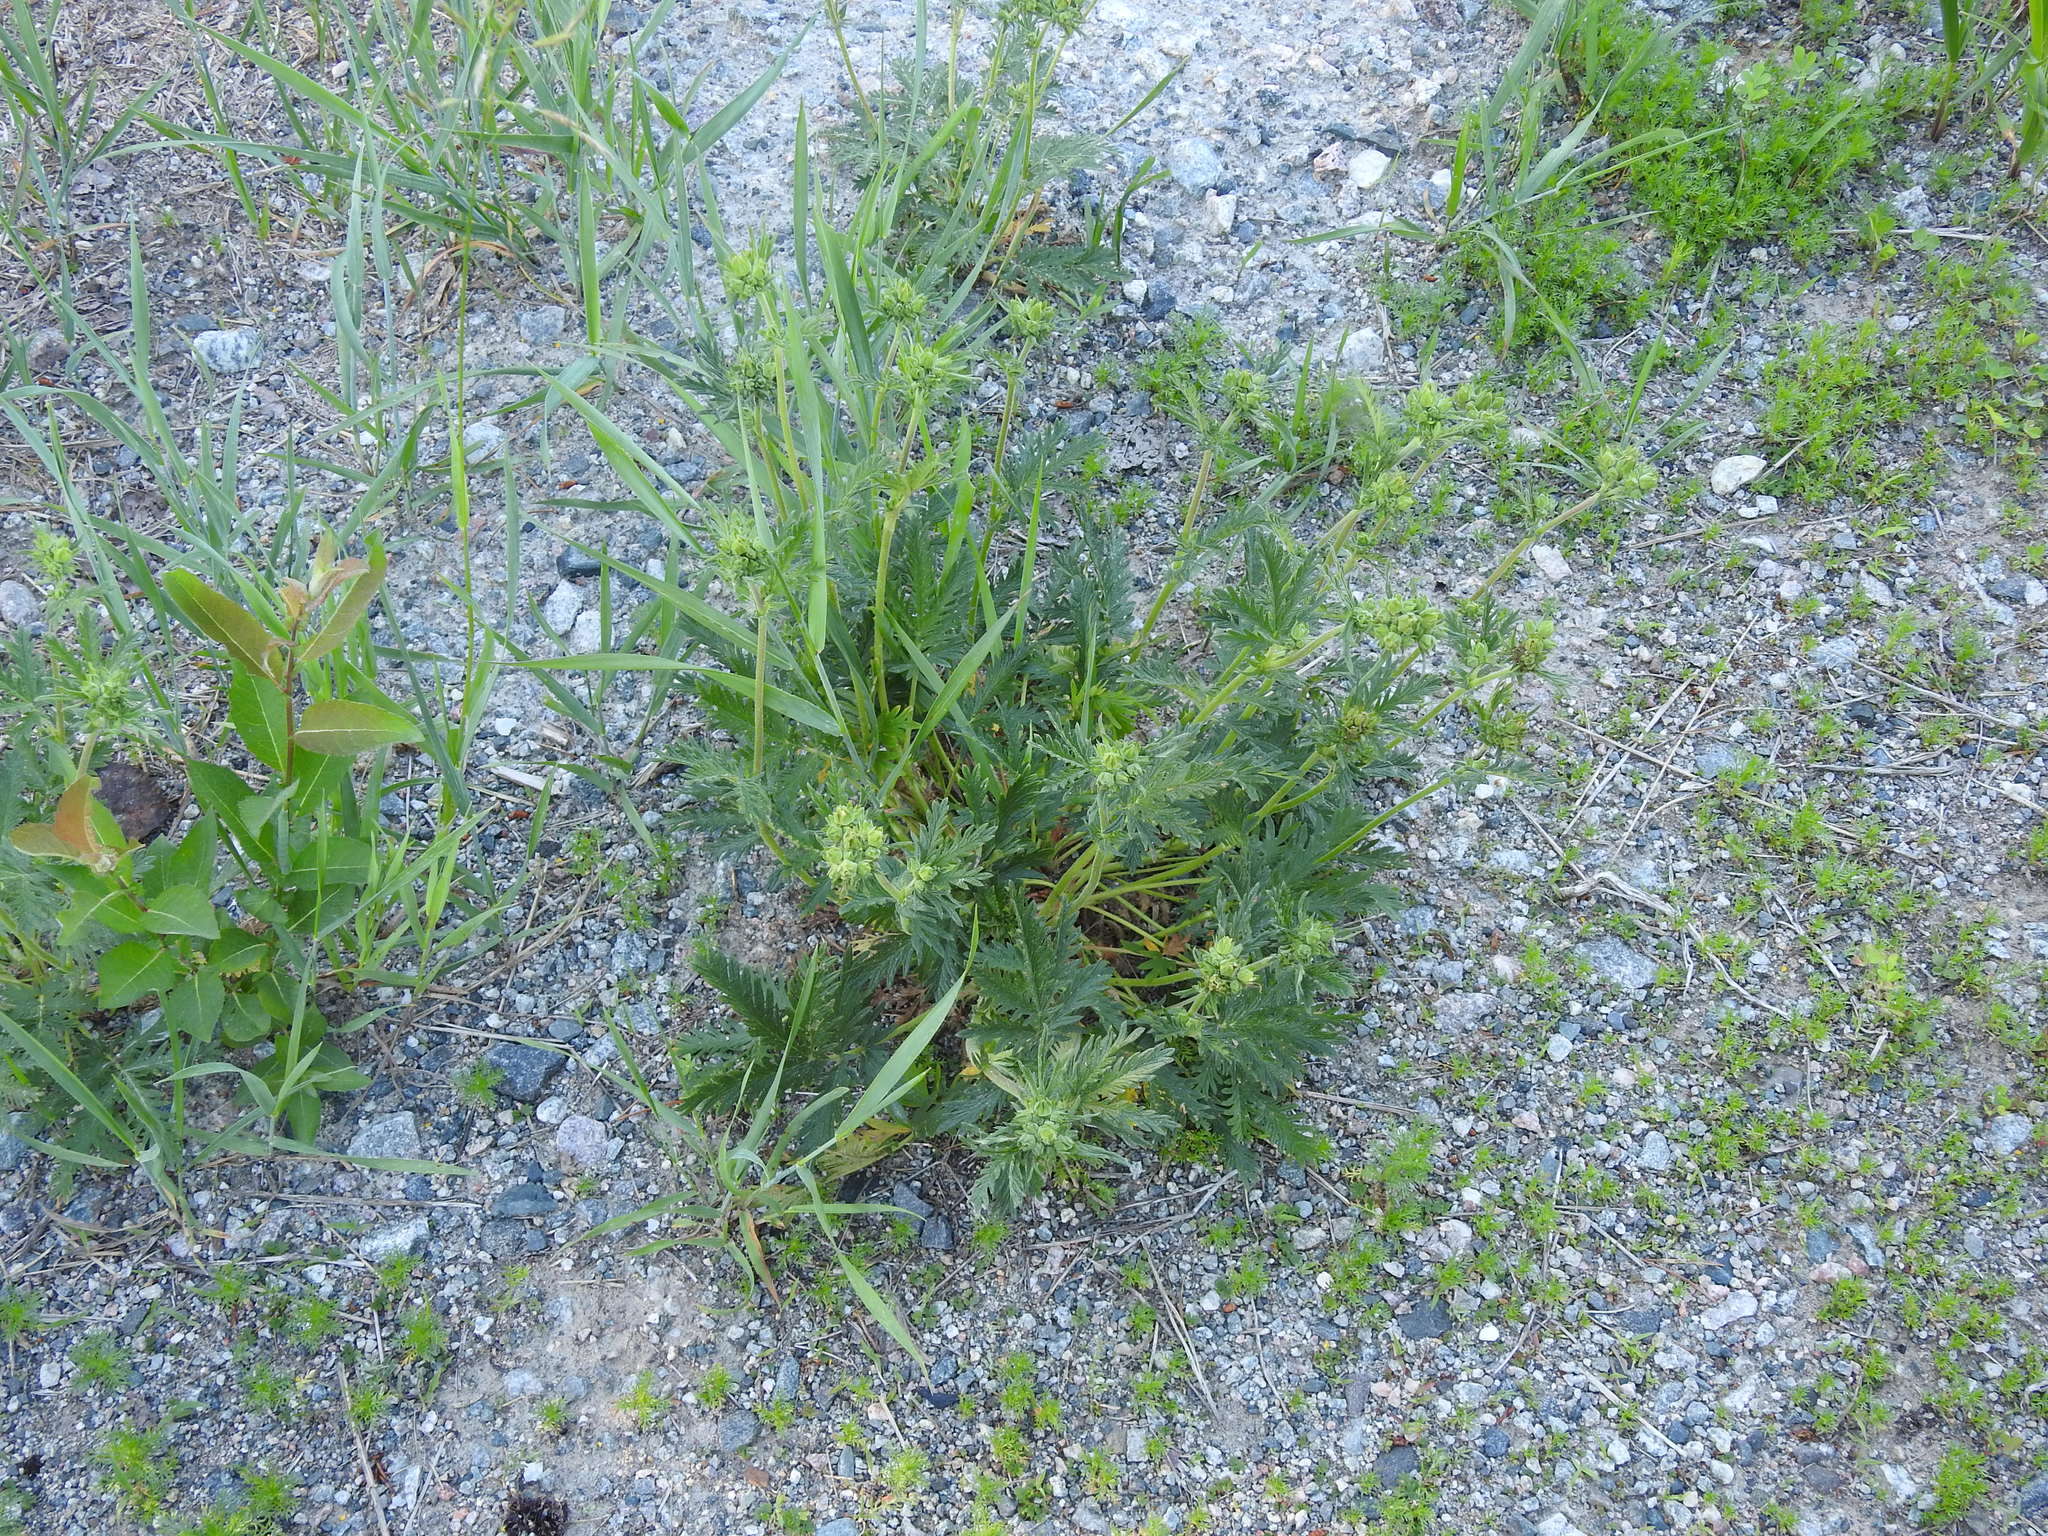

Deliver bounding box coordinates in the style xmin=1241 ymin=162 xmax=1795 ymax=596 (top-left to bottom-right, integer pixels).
xmin=534 ymin=3 xmax=1593 ymax=1213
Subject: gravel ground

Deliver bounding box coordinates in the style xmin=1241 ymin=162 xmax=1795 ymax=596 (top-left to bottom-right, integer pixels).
xmin=2 ymin=0 xmax=2046 ymax=1534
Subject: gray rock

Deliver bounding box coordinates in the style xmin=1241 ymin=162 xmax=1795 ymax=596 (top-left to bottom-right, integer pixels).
xmin=503 ymin=1367 xmax=544 ymax=1398
xmin=360 ymin=1216 xmax=430 ymax=1261
xmin=0 ymin=1117 xmax=27 ymax=1172
xmin=518 ymin=305 xmax=569 ymax=345
xmin=1370 ymin=1444 xmax=1421 ymax=1487
xmin=461 ymin=419 xmax=508 ymax=461
xmin=480 ymin=1218 xmax=529 ymax=1258
xmin=191 ymin=328 xmax=264 ymax=372
xmin=1396 ymin=1299 xmax=1453 ymax=1340
xmin=1163 ymin=137 xmax=1225 ymax=193
xmin=1693 ymin=744 xmax=1746 ymax=778
xmin=25 ymin=328 xmax=70 ymax=372
xmin=541 ymin=580 xmax=584 ymax=632
xmin=1480 ymin=1426 xmax=1511 ymax=1458
xmin=554 ymin=1115 xmax=611 ymax=1173
xmin=1844 ymin=1221 xmax=1884 ymax=1270
xmin=1804 ymin=1227 xmax=1837 ymax=1261
xmin=0 ymin=580 xmax=34 ymax=628
xmin=1987 ymin=1112 xmax=2033 ymax=1156
xmin=1636 ymin=1131 xmax=1673 ymax=1172
xmin=718 ymin=1410 xmax=759 ymax=1452
xmin=774 ymin=1357 xmax=800 ymax=1401
xmin=347 ymin=1111 xmax=422 ymax=1162
xmin=1544 ymin=1034 xmax=1574 ymax=1063
xmin=819 ymin=1522 xmax=860 ymax=1536
xmin=1435 ymin=992 xmax=1499 ymax=1029
xmin=1613 ymin=1308 xmax=1666 ymax=1337
xmin=1698 ymin=1291 xmax=1757 ymax=1330
xmin=486 ymin=1040 xmax=566 ymax=1103
xmin=890 ymin=1181 xmax=934 ymax=1220
xmin=1810 ymin=635 xmax=1859 ymax=670
xmin=2019 ymin=1473 xmax=2048 ymax=1516
xmin=1074 ymin=1501 xmax=1110 ymax=1534
xmin=918 ymin=1215 xmax=954 ymax=1251
xmin=1337 ymin=327 xmax=1386 ymax=373
xmin=493 ymin=1182 xmax=559 ymax=1218
xmin=1573 ymin=936 xmax=1659 ymax=991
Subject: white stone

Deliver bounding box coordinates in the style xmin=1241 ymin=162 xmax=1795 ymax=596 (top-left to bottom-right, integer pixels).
xmin=554 ymin=1114 xmax=612 ymax=1173
xmin=541 ymin=580 xmax=583 ymax=631
xmin=1699 ymin=1291 xmax=1758 ymax=1330
xmin=1529 ymin=544 xmax=1571 ymax=583
xmin=1545 ymin=1034 xmax=1573 ymax=1063
xmin=1346 ymin=147 xmax=1392 ymax=189
xmin=462 ymin=419 xmax=508 ymax=461
xmin=361 ymin=1216 xmax=429 ymax=1261
xmin=1709 ymin=455 xmax=1767 ymax=495
xmin=1202 ymin=189 xmax=1238 ymax=237
xmin=1336 ymin=327 xmax=1386 ymax=373
xmin=192 ymin=328 xmax=264 ymax=373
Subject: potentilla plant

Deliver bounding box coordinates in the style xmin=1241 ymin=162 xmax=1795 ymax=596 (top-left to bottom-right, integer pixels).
xmin=533 ymin=1 xmax=1627 ymax=1214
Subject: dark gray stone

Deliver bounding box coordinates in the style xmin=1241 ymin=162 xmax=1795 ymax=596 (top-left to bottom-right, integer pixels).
xmin=919 ymin=1216 xmax=954 ymax=1251
xmin=1480 ymin=1427 xmax=1510 ymax=1459
xmin=487 ymin=1041 xmax=566 ymax=1103
xmin=2019 ymin=1474 xmax=2048 ymax=1515
xmin=1397 ymin=1300 xmax=1453 ymax=1340
xmin=1370 ymin=1445 xmax=1421 ymax=1487
xmin=890 ymin=1182 xmax=934 ymax=1220
xmin=493 ymin=1182 xmax=559 ymax=1218
xmin=718 ymin=1410 xmax=759 ymax=1452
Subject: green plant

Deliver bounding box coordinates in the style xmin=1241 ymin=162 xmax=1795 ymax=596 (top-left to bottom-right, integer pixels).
xmin=882 ymin=1447 xmax=931 ymax=1499
xmin=0 ymin=534 xmax=473 ymax=1206
xmin=700 ymin=1364 xmax=735 ymax=1410
xmin=95 ymin=1422 xmax=176 ymax=1520
xmin=1925 ymin=1442 xmax=1990 ymax=1524
xmin=618 ymin=1370 xmax=671 ymax=1432
xmin=585 ymin=975 xmax=959 ymax=1361
xmin=0 ymin=0 xmax=164 ymax=270
xmin=68 ymin=1329 xmax=132 ymax=1391
xmin=1555 ymin=0 xmax=1907 ymax=264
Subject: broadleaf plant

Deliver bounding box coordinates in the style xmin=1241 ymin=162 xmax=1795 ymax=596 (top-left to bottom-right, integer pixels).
xmin=0 ymin=534 xmax=471 ymax=1211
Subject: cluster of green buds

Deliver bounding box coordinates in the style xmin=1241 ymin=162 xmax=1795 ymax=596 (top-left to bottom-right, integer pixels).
xmin=1003 ymin=296 xmax=1056 ymax=350
xmin=878 ymin=276 xmax=926 ymax=327
xmin=1281 ymin=915 xmax=1336 ymax=966
xmin=1193 ymin=934 xmax=1257 ymax=997
xmin=1594 ymin=443 xmax=1658 ymax=500
xmin=820 ymin=803 xmax=886 ymax=887
xmin=1219 ymin=366 xmax=1268 ymax=416
xmin=1510 ymin=616 xmax=1556 ymax=676
xmin=726 ymin=341 xmax=780 ymax=407
xmin=1355 ymin=594 xmax=1442 ymax=652
xmin=1089 ymin=735 xmax=1142 ymax=789
xmin=881 ymin=857 xmax=942 ymax=901
xmin=707 ymin=512 xmax=773 ymax=591
xmin=720 ymin=245 xmax=774 ymax=308
xmin=890 ymin=338 xmax=970 ymax=411
xmin=1356 ymin=468 xmax=1416 ymax=521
